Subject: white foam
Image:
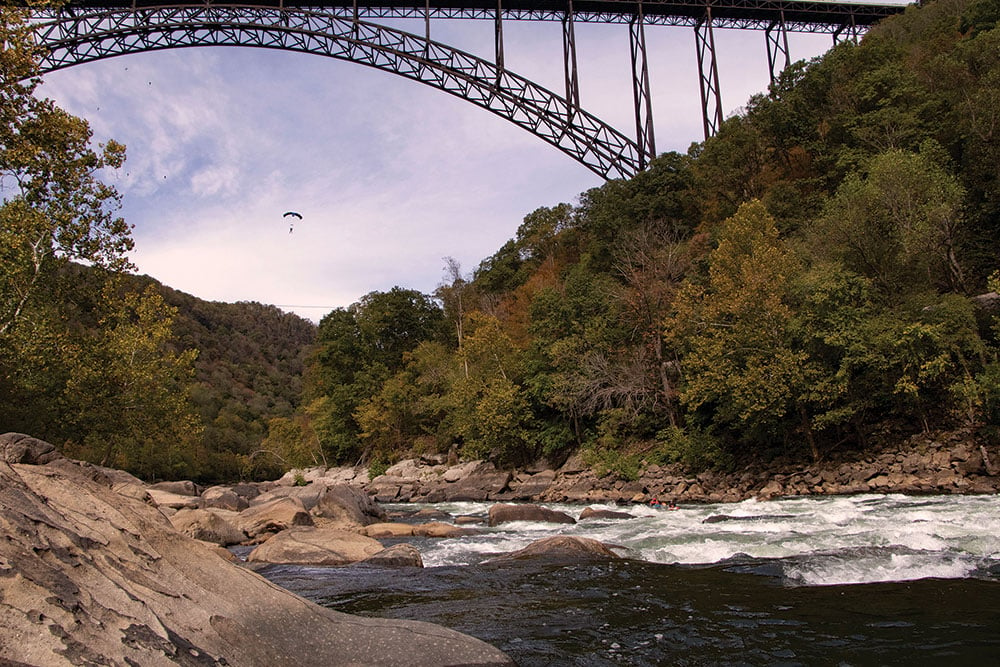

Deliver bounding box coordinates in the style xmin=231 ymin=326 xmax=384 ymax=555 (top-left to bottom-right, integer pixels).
xmin=407 ymin=494 xmax=1000 ymax=583
xmin=785 ymin=550 xmax=979 ymax=586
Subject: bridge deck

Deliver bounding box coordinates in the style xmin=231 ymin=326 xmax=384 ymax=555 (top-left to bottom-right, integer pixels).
xmin=58 ymin=1 xmax=908 ymax=31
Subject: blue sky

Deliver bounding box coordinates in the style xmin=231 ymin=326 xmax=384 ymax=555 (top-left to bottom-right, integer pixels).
xmin=37 ymin=17 xmax=835 ymax=322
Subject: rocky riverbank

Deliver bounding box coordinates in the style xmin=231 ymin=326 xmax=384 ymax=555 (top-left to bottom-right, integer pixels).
xmin=0 ymin=433 xmax=513 ymax=667
xmin=359 ymin=427 xmax=999 ymax=505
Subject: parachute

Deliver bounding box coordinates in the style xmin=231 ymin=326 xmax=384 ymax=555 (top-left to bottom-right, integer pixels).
xmin=283 ymin=211 xmax=302 ymax=233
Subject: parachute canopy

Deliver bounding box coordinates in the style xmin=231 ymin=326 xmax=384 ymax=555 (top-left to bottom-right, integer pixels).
xmin=283 ymin=211 xmax=303 ymax=219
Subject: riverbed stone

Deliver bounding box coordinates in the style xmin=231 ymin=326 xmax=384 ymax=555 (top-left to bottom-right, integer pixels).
xmin=488 ymin=536 xmax=621 ymax=562
xmin=363 ymin=522 xmax=416 ymax=537
xmin=362 ymin=543 xmax=424 ymax=568
xmin=247 ymin=527 xmax=384 ymax=565
xmin=414 ymin=521 xmax=476 ymax=537
xmin=579 ymin=507 xmax=633 ymax=520
xmin=170 ymin=508 xmax=247 ymax=546
xmin=238 ymin=496 xmax=314 ymax=539
xmin=488 ymin=503 xmax=576 ymax=527
xmin=312 ymin=483 xmax=387 ymax=527
xmin=201 ymin=485 xmax=250 ymax=511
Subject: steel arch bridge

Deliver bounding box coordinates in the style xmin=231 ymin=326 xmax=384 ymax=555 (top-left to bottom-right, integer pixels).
xmin=29 ymin=1 xmax=908 ymax=180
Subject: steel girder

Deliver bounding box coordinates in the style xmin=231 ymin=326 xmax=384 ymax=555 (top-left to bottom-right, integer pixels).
xmin=694 ymin=8 xmax=723 ymax=140
xmin=628 ymin=9 xmax=655 ymax=168
xmin=765 ymin=12 xmax=790 ymax=86
xmin=51 ymin=2 xmax=907 ymax=33
xmin=32 ymin=5 xmax=645 ymax=179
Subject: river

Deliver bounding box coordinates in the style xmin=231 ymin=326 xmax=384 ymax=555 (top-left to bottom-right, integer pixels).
xmin=257 ymin=494 xmax=1000 ymax=665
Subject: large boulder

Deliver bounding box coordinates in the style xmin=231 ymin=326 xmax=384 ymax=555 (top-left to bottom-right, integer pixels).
xmin=247 ymin=527 xmax=385 ymax=566
xmin=149 ymin=479 xmax=199 ymax=496
xmin=362 ymin=543 xmax=424 ymax=568
xmin=237 ymin=496 xmax=314 ymax=539
xmin=312 ymin=483 xmax=387 ymax=527
xmin=200 ymin=485 xmax=251 ymax=512
xmin=487 ymin=503 xmax=576 ymax=527
xmin=507 ymin=470 xmax=556 ymax=500
xmin=170 ymin=508 xmax=247 ymax=546
xmin=0 ymin=448 xmax=513 ymax=666
xmin=146 ymin=488 xmax=201 ymax=511
xmin=488 ymin=536 xmax=621 ymax=562
xmin=0 ymin=432 xmax=63 ymax=465
xmin=251 ymin=484 xmax=328 ymax=511
xmin=579 ymin=507 xmax=633 ymax=520
xmin=444 ymin=462 xmax=513 ymax=501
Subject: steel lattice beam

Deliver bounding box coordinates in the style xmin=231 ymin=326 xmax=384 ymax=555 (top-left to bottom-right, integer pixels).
xmin=629 ymin=6 xmax=655 ymax=168
xmin=694 ymin=8 xmax=723 ymax=140
xmin=765 ymin=12 xmax=790 ymax=86
xmin=32 ymin=6 xmax=644 ymax=179
xmin=28 ymin=1 xmax=907 ymax=177
xmin=49 ymin=1 xmax=907 ymax=32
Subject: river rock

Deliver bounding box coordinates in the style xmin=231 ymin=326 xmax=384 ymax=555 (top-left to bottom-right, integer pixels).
xmin=312 ymin=483 xmax=387 ymax=527
xmin=0 ymin=432 xmax=63 ymax=464
xmin=201 ymin=485 xmax=250 ymax=511
xmin=579 ymin=507 xmax=633 ymax=520
xmin=0 ymin=448 xmax=513 ymax=666
xmin=146 ymin=487 xmax=201 ymax=510
xmin=247 ymin=527 xmax=384 ymax=566
xmin=443 ymin=462 xmax=513 ymax=501
xmin=414 ymin=521 xmax=476 ymax=537
xmin=488 ymin=503 xmax=576 ymax=527
xmin=507 ymin=470 xmax=557 ymax=500
xmin=149 ymin=479 xmax=199 ymax=496
xmin=488 ymin=536 xmax=621 ymax=562
xmin=363 ymin=522 xmax=417 ymax=537
xmin=238 ymin=496 xmax=314 ymax=539
xmin=169 ymin=508 xmax=247 ymax=546
xmin=252 ymin=483 xmax=329 ymax=511
xmin=362 ymin=543 xmax=425 ymax=568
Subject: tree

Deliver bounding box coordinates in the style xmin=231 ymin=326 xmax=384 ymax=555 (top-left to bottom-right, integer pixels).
xmin=815 ymin=147 xmax=967 ymax=298
xmin=1 ymin=5 xmax=131 ymax=338
xmin=61 ymin=284 xmax=202 ymax=479
xmin=665 ymin=201 xmax=821 ymax=459
xmin=351 ymin=287 xmax=447 ymax=373
xmin=0 ymin=8 xmax=204 ymax=480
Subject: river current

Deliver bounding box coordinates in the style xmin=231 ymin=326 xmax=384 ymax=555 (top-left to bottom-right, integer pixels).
xmin=258 ymin=494 xmax=1000 ymax=665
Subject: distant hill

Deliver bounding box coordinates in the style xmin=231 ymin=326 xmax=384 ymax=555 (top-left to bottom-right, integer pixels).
xmin=143 ymin=276 xmax=317 ymax=481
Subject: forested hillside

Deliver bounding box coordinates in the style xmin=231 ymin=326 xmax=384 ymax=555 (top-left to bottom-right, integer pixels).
xmin=270 ymin=0 xmax=1000 ymax=477
xmin=3 ymin=0 xmax=998 ymax=483
xmin=155 ymin=282 xmax=316 ymax=480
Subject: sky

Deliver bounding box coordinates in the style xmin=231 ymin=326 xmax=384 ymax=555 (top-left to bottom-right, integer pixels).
xmin=37 ymin=14 xmax=838 ymax=323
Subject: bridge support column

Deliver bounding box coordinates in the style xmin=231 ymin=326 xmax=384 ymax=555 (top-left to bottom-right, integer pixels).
xmin=765 ymin=11 xmax=790 ymax=87
xmin=562 ymin=0 xmax=580 ymax=116
xmin=629 ymin=6 xmax=655 ymax=169
xmin=833 ymin=13 xmax=861 ymax=44
xmin=494 ymin=0 xmax=504 ymax=72
xmin=695 ymin=7 xmax=723 ymax=139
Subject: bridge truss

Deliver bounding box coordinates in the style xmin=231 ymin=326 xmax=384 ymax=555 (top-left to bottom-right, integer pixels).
xmin=30 ymin=1 xmax=907 ymax=180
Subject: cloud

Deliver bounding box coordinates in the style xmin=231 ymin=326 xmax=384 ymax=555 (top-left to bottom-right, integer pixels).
xmin=36 ymin=17 xmax=833 ymax=322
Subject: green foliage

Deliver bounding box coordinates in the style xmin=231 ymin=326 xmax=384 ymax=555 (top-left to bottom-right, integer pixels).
xmin=653 ymin=426 xmax=731 ymax=472
xmin=581 ymin=443 xmax=642 ymax=482
xmin=283 ymin=0 xmax=999 ymax=472
xmin=665 ymin=202 xmax=817 ymax=452
xmin=258 ymin=415 xmax=325 ymax=472
xmin=813 ymin=147 xmax=967 ymax=297
xmin=80 ymin=0 xmax=991 ymax=479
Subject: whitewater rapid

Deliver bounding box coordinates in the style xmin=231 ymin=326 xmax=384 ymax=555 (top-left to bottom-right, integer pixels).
xmin=394 ymin=493 xmax=1000 ymax=586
